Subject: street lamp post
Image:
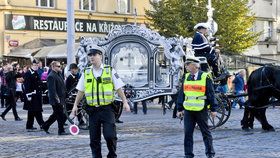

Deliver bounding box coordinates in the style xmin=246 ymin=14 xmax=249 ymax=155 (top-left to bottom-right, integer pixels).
xmin=67 ymin=0 xmax=75 ymax=65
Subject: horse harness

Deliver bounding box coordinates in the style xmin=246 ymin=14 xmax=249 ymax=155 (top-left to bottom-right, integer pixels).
xmin=256 ymin=66 xmax=280 ymax=93
xmin=248 ymin=66 xmax=280 ymax=109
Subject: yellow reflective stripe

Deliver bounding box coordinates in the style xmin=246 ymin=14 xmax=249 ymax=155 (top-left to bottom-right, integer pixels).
xmin=187 ymin=96 xmax=207 ymax=100
xmin=85 ymin=92 xmax=113 ymax=96
xmin=86 ymin=99 xmax=113 ymax=105
xmin=183 ymin=102 xmax=204 ymax=107
xmin=85 ymin=93 xmax=91 ymax=97
xmin=86 ymin=99 xmax=98 ymax=104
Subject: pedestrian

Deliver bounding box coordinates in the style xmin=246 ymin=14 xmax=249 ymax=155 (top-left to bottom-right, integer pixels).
xmin=191 ymin=22 xmax=219 ymax=77
xmin=133 ymin=100 xmax=147 ymax=115
xmin=23 ymin=59 xmax=44 ymax=131
xmin=71 ymin=45 xmax=130 ymax=158
xmin=64 ymin=63 xmax=85 ymax=126
xmin=40 ymin=67 xmax=49 ymax=81
xmin=0 ymin=64 xmax=8 ymax=108
xmin=232 ymin=69 xmax=246 ymax=109
xmin=15 ymin=69 xmax=24 ymax=102
xmin=177 ymin=56 xmax=218 ymax=158
xmin=65 ymin=63 xmax=80 ymax=92
xmin=41 ymin=61 xmax=68 ymax=135
xmin=37 ymin=61 xmax=44 ymax=78
xmin=0 ymin=64 xmax=22 ymax=121
xmin=216 ymin=70 xmax=231 ymax=94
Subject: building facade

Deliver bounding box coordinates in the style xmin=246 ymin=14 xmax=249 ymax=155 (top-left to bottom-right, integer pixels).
xmin=1 ymin=0 xmax=280 ymax=61
xmin=245 ymin=0 xmax=280 ymax=60
xmin=0 ymin=0 xmax=152 ymax=56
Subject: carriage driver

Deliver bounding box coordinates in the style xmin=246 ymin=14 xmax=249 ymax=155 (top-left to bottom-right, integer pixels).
xmin=191 ymin=22 xmax=219 ymax=77
xmin=71 ymin=45 xmax=130 ymax=158
xmin=177 ymin=56 xmax=218 ymax=158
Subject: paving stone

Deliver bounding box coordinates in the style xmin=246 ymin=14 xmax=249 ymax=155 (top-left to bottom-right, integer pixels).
xmin=1 ymin=103 xmax=280 ymax=157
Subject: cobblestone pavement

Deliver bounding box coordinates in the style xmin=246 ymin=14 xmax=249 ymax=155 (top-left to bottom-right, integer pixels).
xmin=1 ymin=103 xmax=280 ymax=158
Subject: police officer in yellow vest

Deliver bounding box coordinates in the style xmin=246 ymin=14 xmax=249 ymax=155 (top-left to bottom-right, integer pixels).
xmin=71 ymin=45 xmax=130 ymax=158
xmin=177 ymin=56 xmax=218 ymax=158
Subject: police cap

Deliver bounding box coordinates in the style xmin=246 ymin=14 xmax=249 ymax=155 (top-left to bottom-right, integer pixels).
xmin=88 ymin=45 xmax=105 ymax=56
xmin=185 ymin=56 xmax=200 ymax=64
xmin=194 ymin=23 xmax=209 ymax=30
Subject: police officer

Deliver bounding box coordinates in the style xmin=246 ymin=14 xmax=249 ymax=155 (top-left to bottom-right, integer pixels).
xmin=23 ymin=59 xmax=44 ymax=131
xmin=177 ymin=56 xmax=218 ymax=158
xmin=191 ymin=23 xmax=219 ymax=77
xmin=71 ymin=45 xmax=130 ymax=158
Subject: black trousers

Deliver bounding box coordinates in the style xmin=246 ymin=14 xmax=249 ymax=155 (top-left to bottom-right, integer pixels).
xmin=183 ymin=109 xmax=215 ymax=158
xmin=1 ymin=91 xmax=19 ymax=119
xmin=133 ymin=101 xmax=147 ymax=114
xmin=26 ymin=111 xmax=44 ymax=129
xmin=1 ymin=94 xmax=6 ymax=107
xmin=167 ymin=94 xmax=178 ymax=118
xmin=88 ymin=105 xmax=117 ymax=158
xmin=43 ymin=104 xmax=65 ymax=133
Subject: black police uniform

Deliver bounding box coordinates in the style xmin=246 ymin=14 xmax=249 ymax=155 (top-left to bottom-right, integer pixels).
xmin=191 ymin=32 xmax=219 ymax=77
xmin=23 ymin=68 xmax=44 ymax=129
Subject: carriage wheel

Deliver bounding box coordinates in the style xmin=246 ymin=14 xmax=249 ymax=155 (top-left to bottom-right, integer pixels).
xmin=64 ymin=98 xmax=89 ymax=129
xmin=64 ymin=88 xmax=89 ymax=129
xmin=207 ymin=101 xmax=225 ymax=129
xmin=216 ymin=93 xmax=231 ymax=126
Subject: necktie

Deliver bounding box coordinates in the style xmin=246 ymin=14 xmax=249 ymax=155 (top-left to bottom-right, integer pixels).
xmin=191 ymin=74 xmax=195 ymax=80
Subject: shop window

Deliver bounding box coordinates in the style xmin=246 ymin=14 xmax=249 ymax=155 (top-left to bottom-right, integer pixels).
xmin=79 ymin=0 xmax=96 ymax=11
xmin=36 ymin=0 xmax=54 ymax=8
xmin=117 ymin=0 xmax=131 ymax=14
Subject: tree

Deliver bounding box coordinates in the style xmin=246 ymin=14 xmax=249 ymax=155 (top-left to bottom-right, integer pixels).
xmin=145 ymin=0 xmax=260 ymax=54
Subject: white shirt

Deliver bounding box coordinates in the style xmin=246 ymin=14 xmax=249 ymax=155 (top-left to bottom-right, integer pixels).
xmin=16 ymin=82 xmax=23 ymax=92
xmin=191 ymin=71 xmax=199 ymax=80
xmin=76 ymin=64 xmax=124 ymax=92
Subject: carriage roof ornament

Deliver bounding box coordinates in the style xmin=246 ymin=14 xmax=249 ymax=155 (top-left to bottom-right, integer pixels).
xmin=206 ymin=0 xmax=218 ymax=38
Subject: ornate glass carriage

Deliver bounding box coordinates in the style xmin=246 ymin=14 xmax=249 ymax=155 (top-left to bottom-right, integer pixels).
xmin=65 ymin=24 xmax=231 ymax=129
xmin=78 ymin=24 xmax=185 ymax=102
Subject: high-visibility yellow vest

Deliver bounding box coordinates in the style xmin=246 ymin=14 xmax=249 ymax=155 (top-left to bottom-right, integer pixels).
xmin=84 ymin=65 xmax=114 ymax=107
xmin=183 ymin=72 xmax=207 ymax=111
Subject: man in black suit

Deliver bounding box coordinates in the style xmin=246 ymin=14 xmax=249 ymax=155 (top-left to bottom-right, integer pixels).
xmin=41 ymin=61 xmax=68 ymax=135
xmin=23 ymin=59 xmax=44 ymax=131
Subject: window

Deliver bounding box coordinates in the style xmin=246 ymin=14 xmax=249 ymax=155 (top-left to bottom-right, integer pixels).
xmin=79 ymin=0 xmax=95 ymax=11
xmin=117 ymin=0 xmax=131 ymax=14
xmin=36 ymin=0 xmax=54 ymax=8
xmin=264 ymin=21 xmax=273 ymax=40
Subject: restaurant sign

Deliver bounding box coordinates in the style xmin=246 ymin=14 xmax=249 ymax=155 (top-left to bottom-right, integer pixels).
xmin=5 ymin=14 xmax=130 ymax=34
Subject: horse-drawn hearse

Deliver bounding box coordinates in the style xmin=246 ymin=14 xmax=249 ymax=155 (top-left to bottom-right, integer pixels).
xmin=64 ymin=24 xmax=235 ymax=129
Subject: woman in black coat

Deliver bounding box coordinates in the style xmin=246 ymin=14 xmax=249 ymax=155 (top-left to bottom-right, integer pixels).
xmin=23 ymin=60 xmax=44 ymax=131
xmin=0 ymin=64 xmax=21 ymax=121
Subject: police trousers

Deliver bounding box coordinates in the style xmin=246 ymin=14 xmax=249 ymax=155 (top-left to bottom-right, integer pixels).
xmin=88 ymin=105 xmax=117 ymax=158
xmin=183 ymin=109 xmax=215 ymax=158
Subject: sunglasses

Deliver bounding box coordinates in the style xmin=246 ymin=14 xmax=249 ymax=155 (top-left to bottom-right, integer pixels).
xmin=56 ymin=65 xmax=61 ymax=68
